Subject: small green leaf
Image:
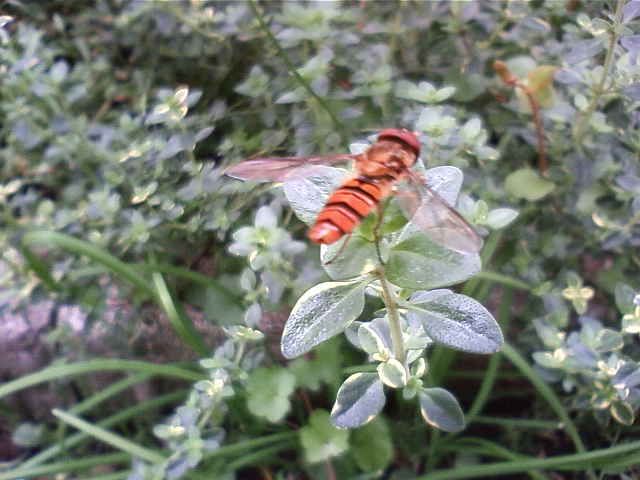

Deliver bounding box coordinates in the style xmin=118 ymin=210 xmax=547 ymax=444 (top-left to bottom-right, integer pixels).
xmin=419 ymin=387 xmax=465 ymax=432
xmin=290 ymin=339 xmax=342 ymax=392
xmin=246 ymin=367 xmax=296 ymax=423
xmin=505 ymin=168 xmax=555 ymax=201
xmin=615 ymin=283 xmax=637 ymax=314
xmin=593 ymin=329 xmax=624 ymax=353
xmin=282 ymin=278 xmax=369 ymax=358
xmin=610 ymin=401 xmax=635 ymax=426
xmin=350 ymin=417 xmax=393 ymax=472
xmin=358 ymin=323 xmax=387 ymax=356
xmin=532 ymin=350 xmax=565 ymax=369
xmin=12 ymin=422 xmax=44 ymax=447
xmin=301 ymin=410 xmax=350 ymax=463
xmin=377 ymin=359 xmax=408 ymax=388
xmin=321 ymin=235 xmax=378 ymax=280
xmin=331 ymin=373 xmax=386 ymax=428
xmin=533 ymin=318 xmax=565 ymax=349
xmin=485 ymin=208 xmax=519 ymax=229
xmin=406 ymin=290 xmax=503 ymax=354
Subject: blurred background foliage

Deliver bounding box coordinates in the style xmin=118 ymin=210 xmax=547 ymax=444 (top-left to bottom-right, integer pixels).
xmin=1 ymin=0 xmax=640 ymax=479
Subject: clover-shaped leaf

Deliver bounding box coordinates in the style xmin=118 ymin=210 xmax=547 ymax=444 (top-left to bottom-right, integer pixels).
xmin=350 ymin=417 xmax=393 ymax=472
xmin=246 ymin=367 xmax=296 ymax=423
xmin=301 ymin=410 xmax=350 ymax=463
xmin=281 ymin=278 xmax=370 ymax=358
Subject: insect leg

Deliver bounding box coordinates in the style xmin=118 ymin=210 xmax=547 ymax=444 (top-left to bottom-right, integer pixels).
xmin=373 ymin=198 xmax=391 ymax=265
xmin=322 ymin=234 xmax=352 ymax=266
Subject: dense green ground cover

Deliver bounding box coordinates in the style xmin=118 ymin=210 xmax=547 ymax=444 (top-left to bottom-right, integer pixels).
xmin=1 ymin=1 xmax=640 ymax=479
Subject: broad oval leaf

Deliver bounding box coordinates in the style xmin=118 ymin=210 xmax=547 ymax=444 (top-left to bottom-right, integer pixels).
xmin=284 ymin=166 xmax=347 ymax=225
xmin=331 ymin=373 xmax=386 ymax=428
xmin=406 ymin=289 xmax=503 ymax=354
xmin=281 ymin=279 xmax=369 ymax=359
xmin=387 ymin=233 xmax=480 ymax=290
xmin=419 ymin=388 xmax=465 ymax=432
xmin=505 ymin=168 xmax=555 ymax=201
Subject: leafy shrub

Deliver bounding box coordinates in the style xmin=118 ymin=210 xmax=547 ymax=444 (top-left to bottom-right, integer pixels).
xmin=1 ymin=1 xmax=640 ymax=480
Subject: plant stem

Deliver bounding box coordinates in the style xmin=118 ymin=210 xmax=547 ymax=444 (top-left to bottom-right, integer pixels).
xmin=572 ymin=0 xmax=625 ymax=145
xmin=519 ymin=85 xmax=548 ymax=174
xmin=248 ymin=0 xmax=349 ymax=143
xmin=377 ymin=269 xmax=405 ymax=364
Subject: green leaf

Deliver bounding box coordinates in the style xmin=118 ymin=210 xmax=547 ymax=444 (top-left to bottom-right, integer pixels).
xmin=377 ymin=359 xmax=408 ymax=388
xmin=406 ymin=290 xmax=503 ymax=354
xmin=290 ymin=339 xmax=342 ymax=392
xmin=504 ymin=168 xmax=555 ymax=201
xmin=615 ymin=283 xmax=637 ymax=314
xmin=321 ymin=235 xmax=378 ymax=281
xmin=610 ymin=401 xmax=635 ymax=426
xmin=593 ymin=329 xmax=624 ymax=353
xmin=350 ymin=417 xmax=393 ymax=472
xmin=331 ymin=373 xmax=386 ymax=428
xmin=485 ymin=208 xmax=519 ymax=229
xmin=533 ymin=318 xmax=565 ymax=349
xmin=387 ymin=234 xmax=481 ymax=290
xmin=12 ymin=423 xmax=44 ymax=448
xmin=283 ymin=166 xmax=347 ymax=225
xmin=281 ymin=278 xmax=369 ymax=358
xmin=532 ymin=351 xmax=565 ymax=369
xmin=246 ymin=367 xmax=296 ymax=423
xmin=419 ymin=388 xmax=465 ymax=432
xmin=358 ymin=323 xmax=387 ymax=356
xmin=300 ymin=410 xmax=350 ymax=463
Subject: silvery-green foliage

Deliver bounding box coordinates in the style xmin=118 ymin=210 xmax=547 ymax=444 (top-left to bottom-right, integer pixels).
xmin=533 ymin=285 xmax=640 ymax=426
xmin=130 ymin=326 xmax=264 ymax=480
xmin=279 ymin=164 xmax=504 ymax=430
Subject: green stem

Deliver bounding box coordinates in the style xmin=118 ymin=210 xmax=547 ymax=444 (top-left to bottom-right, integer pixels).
xmin=248 ymin=0 xmax=348 ymax=142
xmin=501 ymin=343 xmax=596 ymax=480
xmin=572 ymin=0 xmax=625 ymax=145
xmin=377 ymin=269 xmax=405 ymax=364
xmin=465 ymin=289 xmax=513 ymax=423
xmin=418 ymin=439 xmax=640 ymax=479
xmin=471 ymin=416 xmax=562 ymax=430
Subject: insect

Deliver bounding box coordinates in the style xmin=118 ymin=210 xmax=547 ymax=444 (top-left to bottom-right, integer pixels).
xmin=225 ymin=128 xmax=482 ymax=255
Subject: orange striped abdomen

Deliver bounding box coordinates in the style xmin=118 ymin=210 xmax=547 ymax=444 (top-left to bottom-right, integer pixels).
xmin=308 ymin=176 xmax=394 ymax=244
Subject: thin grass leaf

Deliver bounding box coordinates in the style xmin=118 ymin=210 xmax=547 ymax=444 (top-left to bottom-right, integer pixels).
xmin=52 ymin=409 xmax=165 ymax=463
xmin=0 ymin=359 xmax=203 ymax=400
xmin=0 ymin=452 xmax=129 ymax=480
xmin=151 ymin=270 xmax=207 ymax=355
xmin=22 ymin=391 xmax=186 ymax=469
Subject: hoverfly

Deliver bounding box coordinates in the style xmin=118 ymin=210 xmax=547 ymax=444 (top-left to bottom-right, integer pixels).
xmin=225 ymin=128 xmax=482 ymax=255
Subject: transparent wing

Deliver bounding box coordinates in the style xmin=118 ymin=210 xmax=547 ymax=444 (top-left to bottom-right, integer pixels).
xmin=224 ymin=154 xmax=358 ymax=182
xmin=396 ymin=171 xmax=483 ymax=254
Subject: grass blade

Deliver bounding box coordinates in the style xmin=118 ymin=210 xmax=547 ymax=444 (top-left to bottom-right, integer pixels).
xmin=151 ymin=269 xmax=207 ymax=355
xmin=0 ymin=359 xmax=203 ymax=400
xmin=52 ymin=409 xmax=164 ymax=463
